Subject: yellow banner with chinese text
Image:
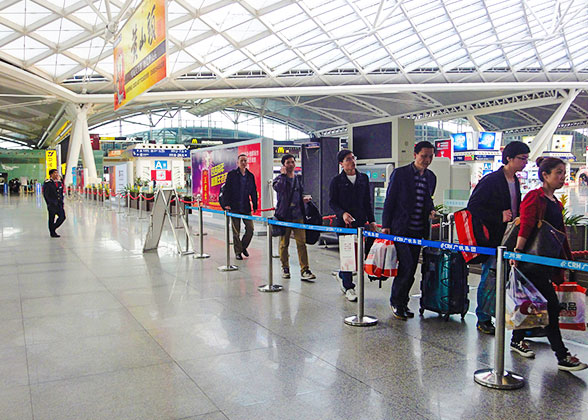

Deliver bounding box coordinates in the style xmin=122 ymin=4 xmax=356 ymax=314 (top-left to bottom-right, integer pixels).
xmin=45 ymin=150 xmax=57 ymax=178
xmin=113 ymin=0 xmax=166 ymax=110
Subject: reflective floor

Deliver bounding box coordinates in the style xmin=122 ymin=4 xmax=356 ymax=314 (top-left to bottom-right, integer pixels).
xmin=1 ymin=194 xmax=588 ymax=420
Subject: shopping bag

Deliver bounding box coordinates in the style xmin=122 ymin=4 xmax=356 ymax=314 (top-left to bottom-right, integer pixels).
xmin=364 ymin=239 xmax=398 ymax=278
xmin=505 ymin=267 xmax=549 ymax=330
xmin=339 ymin=235 xmax=357 ymax=272
xmin=454 ymin=209 xmax=490 ymax=264
xmin=554 ymin=282 xmax=587 ymax=331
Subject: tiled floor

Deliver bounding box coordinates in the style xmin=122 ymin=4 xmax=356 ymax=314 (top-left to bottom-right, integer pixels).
xmin=2 ymin=194 xmax=588 ymax=420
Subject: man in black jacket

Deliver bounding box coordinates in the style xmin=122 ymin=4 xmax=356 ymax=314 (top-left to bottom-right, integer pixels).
xmin=382 ymin=141 xmax=437 ymax=320
xmin=223 ymin=153 xmax=258 ymax=260
xmin=329 ymin=149 xmax=377 ymax=302
xmin=467 ymin=141 xmax=530 ymax=334
xmin=42 ymin=169 xmax=66 ymax=238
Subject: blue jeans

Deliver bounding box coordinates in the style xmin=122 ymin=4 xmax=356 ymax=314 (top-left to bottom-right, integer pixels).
xmin=476 ymin=257 xmax=496 ymax=323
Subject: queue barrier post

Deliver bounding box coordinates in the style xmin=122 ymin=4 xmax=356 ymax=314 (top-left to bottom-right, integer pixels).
xmin=258 ymin=222 xmax=283 ymax=292
xmin=217 ymin=211 xmax=238 ymax=271
xmin=344 ymin=227 xmax=378 ymax=327
xmin=126 ymin=193 xmax=131 ymax=216
xmin=117 ymin=194 xmax=123 ymax=213
xmin=474 ymin=246 xmax=524 ymax=390
xmin=194 ymin=197 xmax=210 ymax=259
xmin=138 ymin=194 xmax=145 ymax=219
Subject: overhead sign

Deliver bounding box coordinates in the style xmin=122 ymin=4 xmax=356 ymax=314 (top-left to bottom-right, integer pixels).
xmin=113 ymin=0 xmax=167 ymax=110
xmin=154 ymin=160 xmax=168 ymax=170
xmin=45 ymin=150 xmax=57 ymax=178
xmin=131 ymin=149 xmax=189 ymax=158
xmin=434 ymin=139 xmax=451 ymax=159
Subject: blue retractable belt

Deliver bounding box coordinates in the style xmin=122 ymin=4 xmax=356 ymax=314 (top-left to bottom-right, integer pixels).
xmin=504 ymin=251 xmax=588 ymax=273
xmin=267 ymin=219 xmax=356 ymax=235
xmin=364 ymin=230 xmax=497 ymax=256
xmin=227 ymin=212 xmax=268 ymax=223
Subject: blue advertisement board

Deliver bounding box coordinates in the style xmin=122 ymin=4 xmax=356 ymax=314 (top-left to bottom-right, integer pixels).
xmin=478 ymin=132 xmax=497 ymax=150
xmin=451 ymin=133 xmax=468 ymax=152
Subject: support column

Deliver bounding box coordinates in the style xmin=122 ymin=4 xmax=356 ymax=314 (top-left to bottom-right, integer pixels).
xmin=391 ymin=117 xmax=415 ymax=168
xmin=65 ymin=104 xmax=99 ymax=185
xmin=529 ymin=89 xmax=579 ymax=161
xmin=467 ymin=115 xmax=484 ymax=132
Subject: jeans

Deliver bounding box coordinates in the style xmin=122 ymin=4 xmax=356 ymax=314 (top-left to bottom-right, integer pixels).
xmin=390 ymin=233 xmax=422 ymax=308
xmin=476 ymin=257 xmax=496 ymax=323
xmin=512 ymin=268 xmax=568 ymax=360
xmin=279 ymin=218 xmax=309 ymax=273
xmin=48 ymin=205 xmax=66 ymax=234
xmin=231 ymin=215 xmax=254 ymax=255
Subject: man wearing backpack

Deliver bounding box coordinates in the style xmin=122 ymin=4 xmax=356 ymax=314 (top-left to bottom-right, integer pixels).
xmin=273 ymin=154 xmax=316 ymax=282
xmin=223 ymin=153 xmax=258 ymax=260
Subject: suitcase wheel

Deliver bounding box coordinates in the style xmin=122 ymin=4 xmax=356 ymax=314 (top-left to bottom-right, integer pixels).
xmin=444 ymin=313 xmax=450 ymax=322
xmin=419 ymin=308 xmax=425 ymax=316
xmin=461 ymin=311 xmax=467 ymax=320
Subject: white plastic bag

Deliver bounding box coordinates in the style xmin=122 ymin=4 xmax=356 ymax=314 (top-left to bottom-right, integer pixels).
xmin=505 ymin=268 xmax=549 ymax=330
xmin=339 ymin=235 xmax=356 ymax=272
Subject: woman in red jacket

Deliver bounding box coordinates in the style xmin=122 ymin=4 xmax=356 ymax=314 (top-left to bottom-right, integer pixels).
xmin=510 ymin=157 xmax=586 ymax=371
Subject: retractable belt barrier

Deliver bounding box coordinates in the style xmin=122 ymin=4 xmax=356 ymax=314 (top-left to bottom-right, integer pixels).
xmin=364 ymin=231 xmax=497 ymax=256
xmin=504 ymin=251 xmax=588 ymax=272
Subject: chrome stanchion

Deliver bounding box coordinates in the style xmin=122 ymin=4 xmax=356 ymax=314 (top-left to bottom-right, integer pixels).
xmin=345 ymin=227 xmax=378 ymax=326
xmin=126 ymin=193 xmax=131 ymax=216
xmin=259 ymin=222 xmax=283 ymax=292
xmin=117 ymin=194 xmax=123 ymax=213
xmin=138 ymin=194 xmax=145 ymax=219
xmin=218 ymin=211 xmax=238 ymax=271
xmin=474 ymin=246 xmax=524 ymax=389
xmin=194 ymin=199 xmax=210 ymax=259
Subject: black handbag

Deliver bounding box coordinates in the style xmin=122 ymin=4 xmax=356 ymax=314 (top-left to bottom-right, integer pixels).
xmin=501 ymin=217 xmax=567 ymax=273
xmin=271 ymin=176 xmax=299 ymax=237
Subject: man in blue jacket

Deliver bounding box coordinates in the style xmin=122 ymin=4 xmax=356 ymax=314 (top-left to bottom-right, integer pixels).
xmin=329 ymin=149 xmax=377 ymax=302
xmin=273 ymin=154 xmax=315 ymax=282
xmin=382 ymin=141 xmax=437 ymax=320
xmin=467 ymin=141 xmax=530 ymax=335
xmin=223 ymin=153 xmax=258 ymax=260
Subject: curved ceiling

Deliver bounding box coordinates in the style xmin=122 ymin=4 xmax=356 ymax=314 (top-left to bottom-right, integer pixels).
xmin=0 ymin=0 xmax=587 ymax=148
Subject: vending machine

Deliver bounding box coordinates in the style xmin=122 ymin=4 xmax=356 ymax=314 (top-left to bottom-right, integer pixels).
xmin=358 ymin=163 xmax=395 ymax=226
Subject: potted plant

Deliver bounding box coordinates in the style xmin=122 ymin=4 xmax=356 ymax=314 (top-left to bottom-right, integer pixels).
xmin=560 ymin=194 xmax=587 ymax=252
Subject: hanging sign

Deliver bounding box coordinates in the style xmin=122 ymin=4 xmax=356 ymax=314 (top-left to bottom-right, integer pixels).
xmin=45 ymin=150 xmax=57 ymax=178
xmin=113 ymin=0 xmax=167 ymax=110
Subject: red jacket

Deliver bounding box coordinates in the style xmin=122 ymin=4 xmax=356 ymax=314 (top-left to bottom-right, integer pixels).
xmin=519 ymin=188 xmax=572 ymax=283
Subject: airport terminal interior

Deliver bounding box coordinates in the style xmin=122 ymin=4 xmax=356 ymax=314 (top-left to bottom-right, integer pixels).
xmin=2 ymin=0 xmax=588 ymax=419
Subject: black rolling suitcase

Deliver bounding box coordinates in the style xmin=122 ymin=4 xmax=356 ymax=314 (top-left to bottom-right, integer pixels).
xmin=419 ymin=248 xmax=469 ymax=320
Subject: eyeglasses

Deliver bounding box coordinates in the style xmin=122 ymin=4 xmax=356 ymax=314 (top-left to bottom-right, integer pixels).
xmin=515 ymin=156 xmax=529 ymax=161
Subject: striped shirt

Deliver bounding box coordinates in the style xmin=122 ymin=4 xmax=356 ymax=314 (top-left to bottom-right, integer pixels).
xmin=409 ymin=165 xmax=429 ymax=232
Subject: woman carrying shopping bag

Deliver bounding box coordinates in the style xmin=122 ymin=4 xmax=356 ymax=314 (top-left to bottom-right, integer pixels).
xmin=509 ymin=156 xmax=587 ymax=371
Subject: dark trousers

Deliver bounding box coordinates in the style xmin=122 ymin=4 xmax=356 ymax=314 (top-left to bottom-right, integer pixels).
xmin=390 ymin=233 xmax=422 ymax=308
xmin=48 ymin=205 xmax=66 ymax=234
xmin=231 ymin=215 xmax=254 ymax=255
xmin=512 ymin=269 xmax=568 ymax=360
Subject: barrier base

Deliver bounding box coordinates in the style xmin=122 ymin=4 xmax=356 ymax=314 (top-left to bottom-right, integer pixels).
xmin=474 ymin=369 xmax=524 ymax=390
xmin=258 ymin=284 xmax=283 ymax=292
xmin=194 ymin=253 xmax=210 ymax=259
xmin=217 ymin=265 xmax=238 ymax=271
xmin=344 ymin=315 xmax=378 ymax=327
xmin=180 ymin=251 xmax=194 ymax=256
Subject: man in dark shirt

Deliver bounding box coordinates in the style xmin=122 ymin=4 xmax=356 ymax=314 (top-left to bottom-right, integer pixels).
xmin=329 ymin=149 xmax=377 ymax=302
xmin=42 ymin=169 xmax=66 ymax=238
xmin=223 ymin=154 xmax=258 ymax=260
xmin=382 ymin=141 xmax=437 ymax=320
xmin=273 ymin=154 xmax=315 ymax=282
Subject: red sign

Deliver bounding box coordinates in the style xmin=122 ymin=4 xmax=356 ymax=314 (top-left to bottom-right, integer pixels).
xmin=435 ymin=139 xmax=451 ymax=159
xmin=90 ymin=134 xmax=100 ymax=150
xmin=151 ymin=170 xmax=171 ymax=181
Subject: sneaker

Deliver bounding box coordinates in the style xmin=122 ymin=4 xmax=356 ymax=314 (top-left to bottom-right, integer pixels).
xmin=242 ymin=249 xmax=249 ymax=257
xmin=391 ymin=305 xmax=407 ymax=321
xmin=345 ymin=288 xmax=357 ymax=302
xmin=332 ymin=272 xmax=346 ymax=294
xmin=235 ymin=253 xmax=243 ymax=260
xmin=558 ymin=354 xmax=588 ymax=372
xmin=404 ymin=307 xmax=415 ymax=318
xmin=510 ymin=340 xmax=535 ymax=358
xmin=301 ymin=270 xmax=316 ymax=282
xmin=282 ymin=267 xmax=290 ymax=279
xmin=477 ymin=320 xmax=496 ymax=335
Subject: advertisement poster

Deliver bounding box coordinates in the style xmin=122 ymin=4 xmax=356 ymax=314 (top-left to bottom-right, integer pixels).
xmin=434 ymin=139 xmax=452 ymax=159
xmin=192 ymin=142 xmax=261 ymax=214
xmin=451 ymin=133 xmax=469 ymax=152
xmin=551 ymin=134 xmax=573 ymax=152
xmin=113 ymin=0 xmax=167 ymax=110
xmin=477 ymin=132 xmax=497 ymax=150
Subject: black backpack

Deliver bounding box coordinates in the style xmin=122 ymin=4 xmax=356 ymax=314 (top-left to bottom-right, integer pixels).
xmin=304 ymin=201 xmax=322 ymax=245
xmin=219 ymin=183 xmax=228 ymax=209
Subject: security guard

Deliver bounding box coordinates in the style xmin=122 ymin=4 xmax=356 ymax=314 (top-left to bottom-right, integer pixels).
xmin=43 ymin=169 xmax=66 ymax=237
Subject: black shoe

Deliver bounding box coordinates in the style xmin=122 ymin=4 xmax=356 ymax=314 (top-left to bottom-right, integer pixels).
xmin=558 ymin=353 xmax=588 ymax=371
xmin=404 ymin=308 xmax=415 ymax=318
xmin=391 ymin=305 xmax=407 ymax=321
xmin=242 ymin=249 xmax=249 ymax=257
xmin=235 ymin=253 xmax=243 ymax=260
xmin=282 ymin=267 xmax=290 ymax=279
xmin=477 ymin=320 xmax=496 ymax=335
xmin=50 ymin=233 xmax=60 ymax=238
